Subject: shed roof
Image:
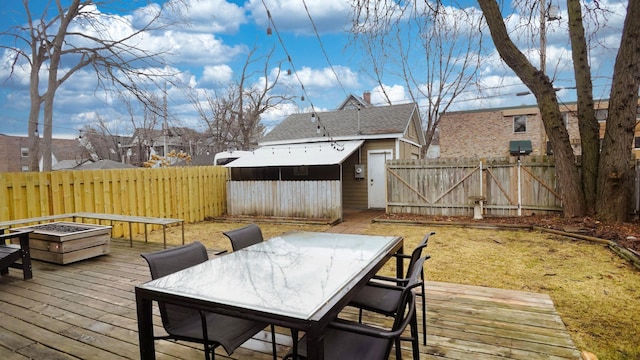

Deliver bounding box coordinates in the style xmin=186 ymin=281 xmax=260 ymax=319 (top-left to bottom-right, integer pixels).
xmin=225 ymin=140 xmax=364 ymax=168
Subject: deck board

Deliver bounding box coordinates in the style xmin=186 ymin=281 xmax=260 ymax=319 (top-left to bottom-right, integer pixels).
xmin=0 ymin=238 xmax=581 ymax=359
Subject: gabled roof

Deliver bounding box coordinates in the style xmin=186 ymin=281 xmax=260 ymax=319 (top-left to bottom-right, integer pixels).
xmin=74 ymin=159 xmax=137 ymax=170
xmin=262 ymin=103 xmax=422 ymax=145
xmin=336 ymin=93 xmax=373 ymax=110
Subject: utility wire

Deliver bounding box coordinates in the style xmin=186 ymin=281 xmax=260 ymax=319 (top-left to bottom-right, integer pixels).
xmin=301 ymin=0 xmax=349 ymax=99
xmin=261 ymin=0 xmax=343 ymax=150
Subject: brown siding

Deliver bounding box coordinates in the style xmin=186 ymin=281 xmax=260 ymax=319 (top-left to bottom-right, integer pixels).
xmin=341 ymin=151 xmax=368 ymax=209
xmin=342 ymin=140 xmax=397 ymax=209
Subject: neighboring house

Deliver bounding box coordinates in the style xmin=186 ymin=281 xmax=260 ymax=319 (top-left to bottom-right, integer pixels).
xmin=438 ymin=99 xmax=640 ymax=159
xmin=73 ymin=159 xmax=137 ymax=170
xmin=225 ymin=99 xmax=426 ymax=220
xmin=0 ymin=134 xmax=92 ymax=172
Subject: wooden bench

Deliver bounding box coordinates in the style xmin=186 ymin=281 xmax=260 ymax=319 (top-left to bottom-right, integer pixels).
xmin=0 ymin=213 xmax=184 ymax=249
xmin=0 ymin=230 xmax=33 ymax=280
xmin=71 ymin=213 xmax=184 ymax=248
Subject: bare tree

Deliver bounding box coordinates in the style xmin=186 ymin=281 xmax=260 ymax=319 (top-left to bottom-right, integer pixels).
xmin=350 ymin=1 xmax=484 ymax=156
xmin=1 ymin=0 xmax=185 ymax=171
xmin=478 ymin=0 xmax=586 ymax=217
xmin=478 ymin=0 xmax=640 ymax=220
xmin=191 ymin=46 xmax=294 ymax=152
xmin=352 ymin=0 xmax=639 ymax=220
xmin=78 ymin=115 xmax=123 ymax=161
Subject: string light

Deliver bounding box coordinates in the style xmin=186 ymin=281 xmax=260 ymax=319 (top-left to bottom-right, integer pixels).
xmin=261 ymin=0 xmax=344 ymax=151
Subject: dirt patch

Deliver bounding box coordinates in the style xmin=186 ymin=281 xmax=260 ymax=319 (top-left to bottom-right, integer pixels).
xmin=377 ymin=213 xmax=640 ymax=254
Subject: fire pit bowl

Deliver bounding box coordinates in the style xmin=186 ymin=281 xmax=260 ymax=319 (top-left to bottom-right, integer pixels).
xmin=11 ymin=222 xmax=111 ymax=264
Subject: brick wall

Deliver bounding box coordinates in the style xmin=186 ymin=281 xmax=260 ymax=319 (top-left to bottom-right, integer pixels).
xmin=439 ymin=108 xmax=546 ymax=158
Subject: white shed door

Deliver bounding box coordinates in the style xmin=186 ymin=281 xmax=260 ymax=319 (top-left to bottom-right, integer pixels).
xmin=368 ymin=150 xmax=392 ymax=209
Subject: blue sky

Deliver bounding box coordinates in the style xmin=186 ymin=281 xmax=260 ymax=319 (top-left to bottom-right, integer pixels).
xmin=0 ymin=0 xmax=627 ymax=138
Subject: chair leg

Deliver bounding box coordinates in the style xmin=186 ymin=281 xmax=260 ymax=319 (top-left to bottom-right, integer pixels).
xmin=421 ymin=271 xmax=426 ymax=345
xmin=421 ymin=282 xmax=426 ymax=345
xmin=270 ymin=324 xmax=277 ymax=360
xmin=395 ymin=337 xmax=402 ymax=360
xmin=410 ymin=310 xmax=420 ymax=360
xmin=21 ymin=248 xmax=32 ymax=280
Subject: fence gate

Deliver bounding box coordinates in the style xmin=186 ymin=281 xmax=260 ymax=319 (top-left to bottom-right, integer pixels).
xmin=386 ymin=157 xmax=562 ymax=217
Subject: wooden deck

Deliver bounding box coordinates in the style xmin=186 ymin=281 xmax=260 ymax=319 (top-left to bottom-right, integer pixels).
xmin=0 ymin=238 xmax=581 ymax=359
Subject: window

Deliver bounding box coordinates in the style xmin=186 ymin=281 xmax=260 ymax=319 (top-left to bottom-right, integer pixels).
xmin=595 ymin=109 xmax=608 ymax=122
xmin=21 ymin=165 xmax=29 ymax=172
xmin=635 ymin=137 xmax=640 ymax=149
xmin=513 ymin=115 xmax=527 ymax=133
xmin=21 ymin=147 xmax=29 ymax=157
xmin=562 ymin=112 xmax=569 ymax=128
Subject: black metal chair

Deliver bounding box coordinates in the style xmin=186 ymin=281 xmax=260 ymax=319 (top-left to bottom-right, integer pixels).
xmin=223 ymin=223 xmax=264 ymax=251
xmin=285 ymin=256 xmax=427 ymax=360
xmin=222 ymin=223 xmax=280 ymax=357
xmin=141 ymin=241 xmax=276 ymax=360
xmin=349 ymin=232 xmax=434 ymax=345
xmin=0 ymin=230 xmax=33 ymax=280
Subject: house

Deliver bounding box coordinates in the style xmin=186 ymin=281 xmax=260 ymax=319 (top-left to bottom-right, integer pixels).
xmin=224 ymin=99 xmax=425 ymax=221
xmin=0 ymin=134 xmax=92 ymax=172
xmin=438 ymin=99 xmax=640 ymax=159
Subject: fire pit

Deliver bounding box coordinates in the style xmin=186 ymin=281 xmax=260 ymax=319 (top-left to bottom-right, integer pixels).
xmin=11 ymin=222 xmax=111 ymax=264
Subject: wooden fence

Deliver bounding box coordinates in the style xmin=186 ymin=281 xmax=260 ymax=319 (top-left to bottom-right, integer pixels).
xmin=0 ymin=166 xmax=228 ymax=238
xmin=227 ymin=180 xmax=342 ymax=222
xmin=386 ymin=157 xmax=562 ymax=217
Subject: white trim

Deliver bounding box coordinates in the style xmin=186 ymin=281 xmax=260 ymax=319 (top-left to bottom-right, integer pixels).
xmin=260 ymin=133 xmax=405 ymax=147
xmin=225 ymin=140 xmax=364 ymax=168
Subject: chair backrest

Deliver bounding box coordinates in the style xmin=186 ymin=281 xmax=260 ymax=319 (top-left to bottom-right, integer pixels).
xmin=404 ymin=232 xmax=434 ymax=278
xmin=223 ymin=224 xmax=264 ymax=251
xmin=141 ymin=241 xmax=209 ymax=331
xmin=381 ymin=256 xmax=427 ymax=358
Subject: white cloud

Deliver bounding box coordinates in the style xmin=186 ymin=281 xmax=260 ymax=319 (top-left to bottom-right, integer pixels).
xmin=245 ymin=0 xmax=352 ymax=35
xmin=370 ymin=85 xmax=407 ymax=105
xmin=287 ymin=65 xmax=359 ymax=89
xmin=200 ymin=64 xmax=234 ymax=86
xmin=182 ymin=0 xmax=247 ymax=33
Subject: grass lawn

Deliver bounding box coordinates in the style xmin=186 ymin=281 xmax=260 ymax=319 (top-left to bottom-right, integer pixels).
xmin=154 ymin=220 xmax=640 ymax=360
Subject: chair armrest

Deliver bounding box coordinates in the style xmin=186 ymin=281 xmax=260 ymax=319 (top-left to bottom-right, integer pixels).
xmin=363 ymin=281 xmax=406 ymax=292
xmin=372 ymin=274 xmax=409 ymax=283
xmin=0 ymin=230 xmax=33 ymax=245
xmin=329 ymin=317 xmax=407 ymax=339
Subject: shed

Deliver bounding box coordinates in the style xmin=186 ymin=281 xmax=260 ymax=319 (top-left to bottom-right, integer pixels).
xmin=225 ymin=141 xmax=363 ymax=223
xmin=225 ymin=99 xmax=425 ymax=223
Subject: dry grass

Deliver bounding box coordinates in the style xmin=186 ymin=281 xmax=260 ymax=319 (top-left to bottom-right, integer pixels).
xmin=149 ymin=220 xmax=640 ymax=360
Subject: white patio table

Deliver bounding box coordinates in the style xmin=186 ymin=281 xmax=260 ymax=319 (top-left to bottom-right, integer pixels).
xmin=135 ymin=230 xmax=403 ymax=360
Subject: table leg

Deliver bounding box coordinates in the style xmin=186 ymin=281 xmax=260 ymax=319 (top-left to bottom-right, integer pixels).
xmin=305 ymin=327 xmax=325 ymax=360
xmin=396 ymin=245 xmax=404 ymax=279
xmin=136 ymin=288 xmax=156 ymax=360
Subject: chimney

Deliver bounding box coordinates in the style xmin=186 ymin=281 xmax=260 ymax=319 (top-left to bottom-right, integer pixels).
xmin=363 ymin=91 xmax=371 ymax=105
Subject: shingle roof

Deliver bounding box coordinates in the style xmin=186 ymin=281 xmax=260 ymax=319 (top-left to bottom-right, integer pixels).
xmin=261 ymin=103 xmax=418 ymax=144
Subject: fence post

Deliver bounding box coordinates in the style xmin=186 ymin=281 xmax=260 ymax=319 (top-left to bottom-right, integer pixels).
xmin=517 ymin=157 xmax=522 ymax=216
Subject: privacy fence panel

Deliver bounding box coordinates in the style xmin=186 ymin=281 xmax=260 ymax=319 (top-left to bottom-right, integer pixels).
xmin=227 ymin=180 xmax=341 ymax=222
xmin=387 ymin=157 xmax=562 ymax=217
xmin=0 ymin=166 xmax=228 ymax=238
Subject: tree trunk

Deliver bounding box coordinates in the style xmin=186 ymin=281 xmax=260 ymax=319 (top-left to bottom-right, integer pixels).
xmin=596 ymin=0 xmax=640 ymax=221
xmin=27 ymin=78 xmax=41 ymax=171
xmin=567 ymin=0 xmax=598 ymax=213
xmin=477 ymin=0 xmax=586 ymax=217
